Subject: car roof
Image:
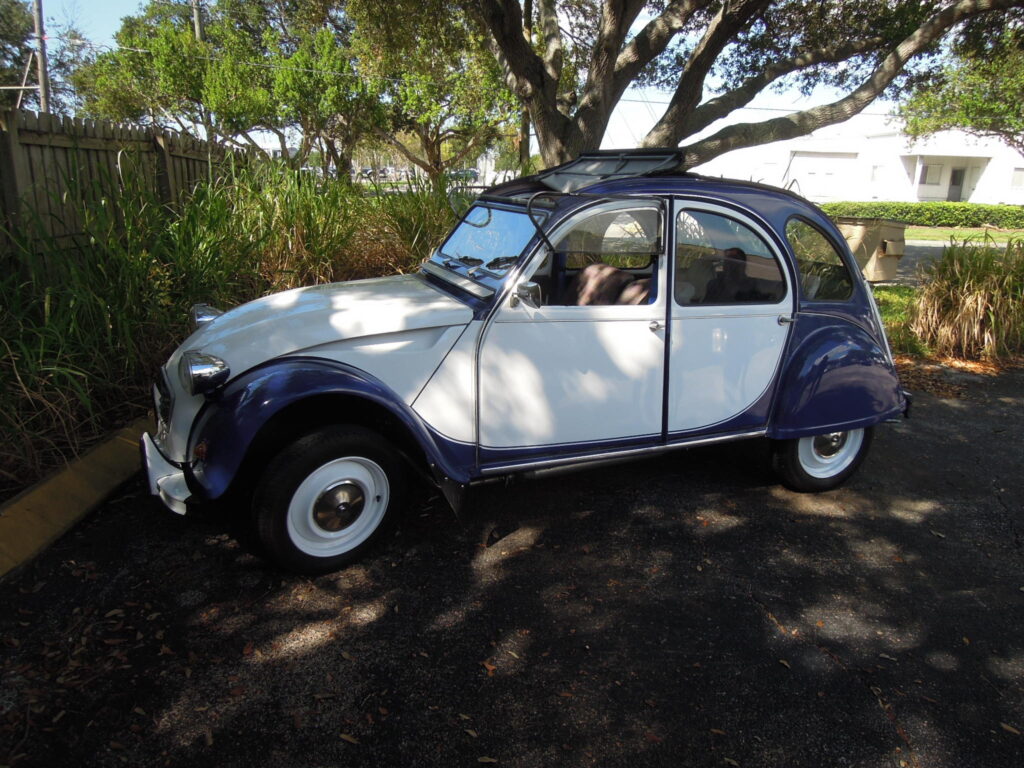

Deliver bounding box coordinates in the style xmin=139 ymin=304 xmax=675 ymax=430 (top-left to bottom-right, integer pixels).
xmin=483 ymin=150 xmax=833 ymax=236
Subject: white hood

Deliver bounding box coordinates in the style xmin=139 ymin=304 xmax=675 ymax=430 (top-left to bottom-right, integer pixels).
xmin=171 ymin=274 xmax=473 ymax=377
xmin=155 ymin=274 xmax=473 ymax=464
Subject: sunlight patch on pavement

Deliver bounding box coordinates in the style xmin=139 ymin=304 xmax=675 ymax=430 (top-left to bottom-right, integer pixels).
xmin=472 ymin=525 xmax=542 ymax=580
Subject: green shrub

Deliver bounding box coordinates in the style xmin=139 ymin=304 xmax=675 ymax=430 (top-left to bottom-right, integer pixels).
xmin=911 ymin=239 xmax=1024 ymax=359
xmin=821 ymin=201 xmax=1024 ymax=229
xmin=0 ymin=160 xmax=458 ymax=501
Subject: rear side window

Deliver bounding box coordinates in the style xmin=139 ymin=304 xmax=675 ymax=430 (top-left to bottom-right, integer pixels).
xmin=785 ymin=219 xmax=854 ymax=300
xmin=675 ymin=209 xmax=786 ymax=305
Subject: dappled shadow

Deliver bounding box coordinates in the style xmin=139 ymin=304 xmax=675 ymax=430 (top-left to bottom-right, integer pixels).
xmin=2 ymin=372 xmax=1023 ymax=767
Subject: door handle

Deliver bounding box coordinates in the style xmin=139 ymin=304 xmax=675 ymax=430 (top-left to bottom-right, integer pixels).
xmin=649 ymin=320 xmax=665 ymax=332
xmin=778 ymin=315 xmax=796 ymax=325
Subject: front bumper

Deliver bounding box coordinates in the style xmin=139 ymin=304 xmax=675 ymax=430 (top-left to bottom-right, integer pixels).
xmin=140 ymin=432 xmax=191 ymax=515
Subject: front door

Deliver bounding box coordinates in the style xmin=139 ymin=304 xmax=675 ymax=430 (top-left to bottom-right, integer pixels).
xmin=947 ymin=168 xmax=966 ymax=202
xmin=668 ymin=201 xmax=794 ymax=435
xmin=478 ymin=200 xmax=668 ymax=452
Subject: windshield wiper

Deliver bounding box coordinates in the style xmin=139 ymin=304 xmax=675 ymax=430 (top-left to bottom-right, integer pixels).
xmin=437 ymin=252 xmax=483 ymax=270
xmin=436 ymin=250 xmax=483 ymax=272
xmin=485 ymin=256 xmax=518 ymax=270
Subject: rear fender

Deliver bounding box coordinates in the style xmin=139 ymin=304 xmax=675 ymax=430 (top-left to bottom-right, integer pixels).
xmin=770 ymin=316 xmax=905 ymax=440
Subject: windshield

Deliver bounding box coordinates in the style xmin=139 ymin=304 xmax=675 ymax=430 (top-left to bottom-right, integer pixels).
xmin=436 ymin=205 xmax=538 ymax=273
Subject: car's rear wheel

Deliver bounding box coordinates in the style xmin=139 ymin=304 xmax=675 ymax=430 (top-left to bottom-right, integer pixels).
xmin=252 ymin=425 xmax=405 ymax=574
xmin=771 ymin=427 xmax=873 ymax=492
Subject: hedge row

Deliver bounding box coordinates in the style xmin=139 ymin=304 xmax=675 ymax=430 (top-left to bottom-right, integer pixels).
xmin=820 ymin=201 xmax=1024 ymax=229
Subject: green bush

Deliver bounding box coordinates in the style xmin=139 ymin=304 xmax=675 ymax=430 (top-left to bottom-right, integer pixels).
xmin=871 ymin=285 xmax=928 ymax=357
xmin=821 ymin=201 xmax=1024 ymax=229
xmin=0 ymin=161 xmax=458 ymax=501
xmin=911 ymin=239 xmax=1024 ymax=359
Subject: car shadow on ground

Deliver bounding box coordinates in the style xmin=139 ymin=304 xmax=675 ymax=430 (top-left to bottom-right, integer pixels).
xmin=1 ymin=374 xmax=1022 ymax=768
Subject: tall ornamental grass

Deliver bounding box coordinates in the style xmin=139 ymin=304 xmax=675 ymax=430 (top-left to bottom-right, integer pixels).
xmin=911 ymin=238 xmax=1024 ymax=359
xmin=1 ymin=160 xmax=458 ymax=501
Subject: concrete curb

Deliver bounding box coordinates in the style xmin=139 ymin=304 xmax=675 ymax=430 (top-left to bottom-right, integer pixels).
xmin=0 ymin=417 xmax=150 ymax=580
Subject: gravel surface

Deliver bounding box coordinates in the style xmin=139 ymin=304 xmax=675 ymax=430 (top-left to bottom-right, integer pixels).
xmin=2 ymin=368 xmax=1022 ymax=768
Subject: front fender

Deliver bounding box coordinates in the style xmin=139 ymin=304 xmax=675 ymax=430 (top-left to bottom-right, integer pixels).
xmin=185 ymin=356 xmax=475 ymax=500
xmin=770 ymin=315 xmax=905 ymax=440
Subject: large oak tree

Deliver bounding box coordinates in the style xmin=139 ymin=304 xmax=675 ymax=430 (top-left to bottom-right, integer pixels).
xmin=472 ymin=0 xmax=1024 ymax=167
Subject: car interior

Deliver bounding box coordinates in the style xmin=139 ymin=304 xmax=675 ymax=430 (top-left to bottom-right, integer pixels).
xmin=526 ymin=206 xmax=661 ymax=306
xmin=674 ymin=210 xmax=787 ymax=305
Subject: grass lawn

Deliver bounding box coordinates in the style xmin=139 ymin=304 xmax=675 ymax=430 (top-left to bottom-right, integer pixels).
xmin=872 ymin=284 xmax=928 ymax=357
xmin=904 ymin=226 xmax=1024 ymax=244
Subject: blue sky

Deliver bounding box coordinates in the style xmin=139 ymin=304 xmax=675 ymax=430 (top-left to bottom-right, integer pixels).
xmin=49 ymin=0 xmax=142 ymax=48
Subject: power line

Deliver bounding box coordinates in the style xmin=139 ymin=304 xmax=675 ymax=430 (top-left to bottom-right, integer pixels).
xmin=55 ymin=34 xmax=896 ymax=119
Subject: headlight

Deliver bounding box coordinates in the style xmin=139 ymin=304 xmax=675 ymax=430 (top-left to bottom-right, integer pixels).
xmin=189 ymin=303 xmax=224 ymax=332
xmin=178 ymin=350 xmax=230 ymax=396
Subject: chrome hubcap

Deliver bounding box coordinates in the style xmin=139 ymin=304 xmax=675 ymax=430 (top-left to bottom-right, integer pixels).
xmin=812 ymin=432 xmax=847 ymax=459
xmin=286 ymin=456 xmax=390 ymax=557
xmin=312 ymin=482 xmax=365 ymax=532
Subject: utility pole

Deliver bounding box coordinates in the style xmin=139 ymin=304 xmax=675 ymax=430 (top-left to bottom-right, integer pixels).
xmin=32 ymin=0 xmax=49 ymax=112
xmin=191 ymin=0 xmax=204 ymax=42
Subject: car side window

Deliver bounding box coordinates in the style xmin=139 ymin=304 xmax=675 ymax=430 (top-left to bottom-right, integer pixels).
xmin=785 ymin=219 xmax=854 ymax=300
xmin=549 ymin=206 xmax=661 ymax=306
xmin=674 ymin=210 xmax=786 ymax=305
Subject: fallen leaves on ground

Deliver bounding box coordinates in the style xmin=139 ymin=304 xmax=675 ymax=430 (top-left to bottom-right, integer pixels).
xmin=894 ymin=358 xmax=966 ymax=399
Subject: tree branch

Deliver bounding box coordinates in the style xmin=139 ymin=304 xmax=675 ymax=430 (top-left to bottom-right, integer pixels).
xmin=664 ymin=0 xmax=1024 ymax=165
xmin=682 ymin=36 xmax=885 ymax=137
xmin=371 ymin=126 xmax=437 ymax=174
xmin=611 ymin=0 xmax=710 ymax=100
xmin=537 ymin=0 xmax=562 ymax=83
xmin=476 ymin=0 xmax=550 ymax=99
xmin=643 ymin=0 xmax=771 ymax=147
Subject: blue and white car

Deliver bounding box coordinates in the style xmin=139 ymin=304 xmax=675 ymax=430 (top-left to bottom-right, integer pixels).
xmin=142 ymin=150 xmax=910 ymax=573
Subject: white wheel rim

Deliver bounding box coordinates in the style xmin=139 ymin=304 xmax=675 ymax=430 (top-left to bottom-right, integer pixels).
xmin=797 ymin=429 xmax=864 ymax=479
xmin=286 ymin=456 xmax=390 ymax=557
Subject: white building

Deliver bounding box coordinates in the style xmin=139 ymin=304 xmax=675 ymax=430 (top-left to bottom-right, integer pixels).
xmin=692 ymin=113 xmax=1024 ymax=205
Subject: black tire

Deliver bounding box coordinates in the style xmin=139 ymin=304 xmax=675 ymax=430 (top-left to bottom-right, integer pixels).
xmin=771 ymin=427 xmax=874 ymax=492
xmin=252 ymin=425 xmax=406 ymax=574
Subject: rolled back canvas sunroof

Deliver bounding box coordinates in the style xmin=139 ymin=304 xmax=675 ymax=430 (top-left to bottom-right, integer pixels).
xmin=537 ymin=150 xmax=684 ymax=193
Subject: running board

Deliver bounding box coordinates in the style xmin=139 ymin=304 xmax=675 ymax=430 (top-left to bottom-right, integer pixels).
xmin=477 ymin=430 xmax=767 ymax=481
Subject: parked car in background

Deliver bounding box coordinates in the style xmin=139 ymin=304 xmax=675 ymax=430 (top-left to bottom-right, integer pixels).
xmin=142 ymin=150 xmax=910 ymax=573
xmin=450 ymin=168 xmax=479 ymax=183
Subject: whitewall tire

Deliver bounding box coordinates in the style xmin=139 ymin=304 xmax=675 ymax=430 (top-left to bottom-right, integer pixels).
xmin=253 ymin=426 xmax=405 ymax=574
xmin=771 ymin=427 xmax=873 ymax=492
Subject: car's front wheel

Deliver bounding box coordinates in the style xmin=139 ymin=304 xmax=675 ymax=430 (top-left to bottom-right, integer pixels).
xmin=771 ymin=427 xmax=873 ymax=492
xmin=252 ymin=425 xmax=406 ymax=573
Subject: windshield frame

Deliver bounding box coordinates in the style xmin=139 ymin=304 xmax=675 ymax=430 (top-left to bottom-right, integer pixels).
xmin=421 ymin=200 xmax=546 ymax=301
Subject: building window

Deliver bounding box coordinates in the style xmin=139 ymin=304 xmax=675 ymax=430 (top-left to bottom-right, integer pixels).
xmin=1012 ymin=168 xmax=1024 ymax=188
xmin=919 ymin=164 xmax=942 ymax=185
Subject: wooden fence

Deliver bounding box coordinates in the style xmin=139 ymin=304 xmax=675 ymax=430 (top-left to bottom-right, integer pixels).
xmin=0 ymin=109 xmax=243 ymax=253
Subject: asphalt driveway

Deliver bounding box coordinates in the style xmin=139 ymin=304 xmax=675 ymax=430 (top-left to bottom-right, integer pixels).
xmin=2 ymin=367 xmax=1022 ymax=768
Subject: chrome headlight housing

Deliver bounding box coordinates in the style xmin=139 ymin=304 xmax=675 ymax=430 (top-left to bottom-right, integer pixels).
xmin=178 ymin=350 xmax=230 ymax=396
xmin=189 ymin=303 xmax=224 ymax=332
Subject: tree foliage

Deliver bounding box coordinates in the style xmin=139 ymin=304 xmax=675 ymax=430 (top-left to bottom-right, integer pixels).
xmin=900 ymin=29 xmax=1024 ymax=153
xmin=0 ymin=0 xmax=33 ymax=109
xmin=348 ymin=0 xmax=516 ymax=180
xmin=471 ymin=0 xmax=1024 ymax=167
xmin=71 ymin=0 xmax=378 ymax=170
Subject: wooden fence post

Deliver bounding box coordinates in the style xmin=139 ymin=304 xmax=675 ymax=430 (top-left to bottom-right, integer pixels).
xmin=153 ymin=131 xmax=177 ymax=206
xmin=0 ymin=110 xmax=32 ymax=256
